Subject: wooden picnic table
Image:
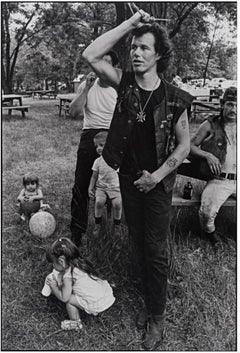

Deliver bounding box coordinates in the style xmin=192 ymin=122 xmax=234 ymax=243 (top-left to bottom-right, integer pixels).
xmin=2 ymin=94 xmax=23 ymax=106
xmin=26 ymin=89 xmax=57 ymax=99
xmin=190 ymin=99 xmax=220 ymax=121
xmin=2 ymin=94 xmax=30 ymax=118
xmin=57 ymin=93 xmax=76 ymax=117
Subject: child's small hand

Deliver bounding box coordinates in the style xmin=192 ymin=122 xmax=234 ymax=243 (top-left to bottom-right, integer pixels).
xmin=88 ymin=188 xmax=95 ymax=198
xmin=46 ymin=274 xmax=58 ymax=288
xmin=28 ymin=196 xmax=35 ymax=202
xmin=23 ymin=196 xmax=30 ymax=202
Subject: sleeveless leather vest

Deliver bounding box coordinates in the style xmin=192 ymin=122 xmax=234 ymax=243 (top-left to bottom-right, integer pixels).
xmin=201 ymin=115 xmax=227 ymax=164
xmin=102 ymin=71 xmax=193 ymax=192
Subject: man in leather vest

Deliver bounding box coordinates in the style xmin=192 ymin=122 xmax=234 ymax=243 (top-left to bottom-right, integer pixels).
xmin=190 ymin=87 xmax=237 ymax=246
xmin=83 ymin=9 xmax=193 ymax=350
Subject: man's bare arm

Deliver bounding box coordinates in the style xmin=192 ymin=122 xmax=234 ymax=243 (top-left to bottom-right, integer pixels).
xmin=69 ymin=73 xmax=96 ymax=118
xmin=190 ymin=120 xmax=221 ymax=175
xmin=82 ymin=11 xmax=149 ymax=89
xmin=152 ymin=110 xmax=190 ymax=181
xmin=134 ymin=110 xmax=190 ymax=192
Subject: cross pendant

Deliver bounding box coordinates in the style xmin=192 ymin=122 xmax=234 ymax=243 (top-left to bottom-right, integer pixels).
xmin=136 ymin=111 xmax=146 ymax=123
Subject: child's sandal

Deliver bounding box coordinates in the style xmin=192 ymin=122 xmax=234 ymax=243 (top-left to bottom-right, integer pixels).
xmin=61 ymin=319 xmax=83 ymax=331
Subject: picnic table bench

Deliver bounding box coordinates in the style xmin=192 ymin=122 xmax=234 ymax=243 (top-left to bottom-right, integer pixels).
xmin=25 ymin=90 xmax=57 ymax=99
xmin=191 ymin=99 xmax=220 ymax=121
xmin=2 ymin=94 xmax=30 ymax=118
xmin=57 ymin=94 xmax=76 ymax=117
xmin=172 ymin=189 xmax=236 ymax=207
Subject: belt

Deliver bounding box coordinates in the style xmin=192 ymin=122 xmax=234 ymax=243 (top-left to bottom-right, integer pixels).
xmin=219 ymin=172 xmax=237 ymax=180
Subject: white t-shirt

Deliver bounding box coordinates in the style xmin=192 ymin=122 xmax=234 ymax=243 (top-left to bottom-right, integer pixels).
xmin=92 ymin=156 xmax=120 ymax=190
xmin=63 ymin=267 xmax=115 ymax=315
xmin=79 ymin=78 xmax=117 ymax=130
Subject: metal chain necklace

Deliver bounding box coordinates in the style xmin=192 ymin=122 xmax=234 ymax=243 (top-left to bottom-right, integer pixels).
xmin=136 ymin=78 xmax=160 ymax=123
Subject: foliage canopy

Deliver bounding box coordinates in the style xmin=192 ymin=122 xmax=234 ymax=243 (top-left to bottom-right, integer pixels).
xmin=1 ymin=2 xmax=237 ymax=93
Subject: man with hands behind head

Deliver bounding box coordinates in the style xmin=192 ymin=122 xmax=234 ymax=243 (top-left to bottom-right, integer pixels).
xmin=83 ymin=9 xmax=193 ymax=350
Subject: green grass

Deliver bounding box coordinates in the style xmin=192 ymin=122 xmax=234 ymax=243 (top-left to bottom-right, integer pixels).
xmin=2 ymin=97 xmax=236 ymax=350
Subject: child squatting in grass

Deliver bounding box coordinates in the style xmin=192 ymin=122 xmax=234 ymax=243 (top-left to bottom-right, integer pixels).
xmin=15 ymin=173 xmax=50 ymax=222
xmin=44 ymin=237 xmax=115 ymax=330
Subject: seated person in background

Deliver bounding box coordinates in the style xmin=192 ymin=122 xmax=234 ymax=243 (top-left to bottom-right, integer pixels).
xmin=190 ymin=87 xmax=237 ymax=246
xmin=88 ymin=131 xmax=122 ymax=238
xmin=15 ymin=173 xmax=49 ymax=221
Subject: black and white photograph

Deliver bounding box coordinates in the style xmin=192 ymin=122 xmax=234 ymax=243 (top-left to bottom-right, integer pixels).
xmin=1 ymin=1 xmax=237 ymax=351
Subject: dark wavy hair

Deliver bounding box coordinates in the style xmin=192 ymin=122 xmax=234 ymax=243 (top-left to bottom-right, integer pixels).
xmin=46 ymin=237 xmax=104 ymax=280
xmin=130 ymin=23 xmax=172 ymax=73
xmin=23 ymin=173 xmax=39 ymax=187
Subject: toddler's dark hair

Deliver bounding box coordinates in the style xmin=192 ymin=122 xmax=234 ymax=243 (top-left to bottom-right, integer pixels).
xmin=23 ymin=173 xmax=39 ymax=187
xmin=94 ymin=131 xmax=108 ymax=145
xmin=46 ymin=237 xmax=104 ymax=280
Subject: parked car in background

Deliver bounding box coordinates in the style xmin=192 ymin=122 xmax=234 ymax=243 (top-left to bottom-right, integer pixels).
xmin=221 ymin=80 xmax=237 ymax=90
xmin=210 ymin=77 xmax=226 ymax=88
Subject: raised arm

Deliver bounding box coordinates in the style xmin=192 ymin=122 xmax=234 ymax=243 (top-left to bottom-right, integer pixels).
xmin=82 ymin=11 xmax=150 ymax=89
xmin=134 ymin=110 xmax=190 ymax=193
xmin=69 ymin=73 xmax=96 ymax=119
xmin=190 ymin=120 xmax=221 ymax=175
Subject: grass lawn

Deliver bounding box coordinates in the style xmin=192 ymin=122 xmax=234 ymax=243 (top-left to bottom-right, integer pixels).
xmin=2 ymin=97 xmax=236 ymax=351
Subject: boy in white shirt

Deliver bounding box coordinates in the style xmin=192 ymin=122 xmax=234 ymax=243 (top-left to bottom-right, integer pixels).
xmin=88 ymin=131 xmax=122 ymax=238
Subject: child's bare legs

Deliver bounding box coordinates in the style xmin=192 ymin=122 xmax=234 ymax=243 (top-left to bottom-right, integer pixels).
xmin=111 ymin=197 xmax=122 ymax=250
xmin=112 ymin=197 xmax=122 ymax=222
xmin=61 ymin=295 xmax=83 ymax=330
xmin=93 ymin=194 xmax=107 ymax=237
xmin=66 ymin=295 xmax=83 ymax=320
xmin=95 ymin=195 xmax=107 ymax=218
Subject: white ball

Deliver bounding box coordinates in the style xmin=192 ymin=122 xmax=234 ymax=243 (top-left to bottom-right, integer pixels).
xmin=29 ymin=211 xmax=56 ymax=238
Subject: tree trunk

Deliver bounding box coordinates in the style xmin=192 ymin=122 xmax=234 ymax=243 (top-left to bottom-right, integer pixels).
xmin=114 ymin=2 xmax=129 ymax=70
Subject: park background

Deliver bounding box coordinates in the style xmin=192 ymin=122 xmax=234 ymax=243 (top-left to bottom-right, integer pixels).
xmin=1 ymin=2 xmax=237 ymax=351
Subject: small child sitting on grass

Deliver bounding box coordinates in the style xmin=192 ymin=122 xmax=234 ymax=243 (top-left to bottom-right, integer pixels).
xmin=44 ymin=237 xmax=115 ymax=330
xmin=15 ymin=173 xmax=50 ymax=222
xmin=88 ymin=131 xmax=122 ymax=238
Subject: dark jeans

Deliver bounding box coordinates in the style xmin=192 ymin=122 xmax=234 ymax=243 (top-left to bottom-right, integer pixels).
xmin=70 ymin=129 xmax=108 ymax=242
xmin=119 ymin=173 xmax=172 ymax=316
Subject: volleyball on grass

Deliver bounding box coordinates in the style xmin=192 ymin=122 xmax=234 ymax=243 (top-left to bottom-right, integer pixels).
xmin=29 ymin=211 xmax=56 ymax=238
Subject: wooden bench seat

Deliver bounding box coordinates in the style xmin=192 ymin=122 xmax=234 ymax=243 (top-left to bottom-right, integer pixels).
xmin=2 ymin=105 xmax=30 ymax=118
xmin=191 ymin=100 xmax=220 ymax=121
xmin=172 ymin=192 xmax=236 ymax=207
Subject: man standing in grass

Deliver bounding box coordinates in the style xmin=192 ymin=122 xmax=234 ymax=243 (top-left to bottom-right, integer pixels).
xmin=190 ymin=86 xmax=237 ymax=246
xmin=69 ymin=52 xmax=119 ymax=247
xmin=83 ymin=9 xmax=193 ymax=350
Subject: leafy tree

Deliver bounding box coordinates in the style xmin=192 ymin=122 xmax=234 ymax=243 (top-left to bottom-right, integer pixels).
xmin=2 ymin=2 xmax=237 ymax=93
xmin=26 ymin=2 xmax=116 ymax=91
xmin=1 ymin=2 xmax=46 ymax=93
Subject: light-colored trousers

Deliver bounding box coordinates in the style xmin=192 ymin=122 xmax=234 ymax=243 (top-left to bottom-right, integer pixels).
xmin=199 ymin=178 xmax=236 ymax=233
